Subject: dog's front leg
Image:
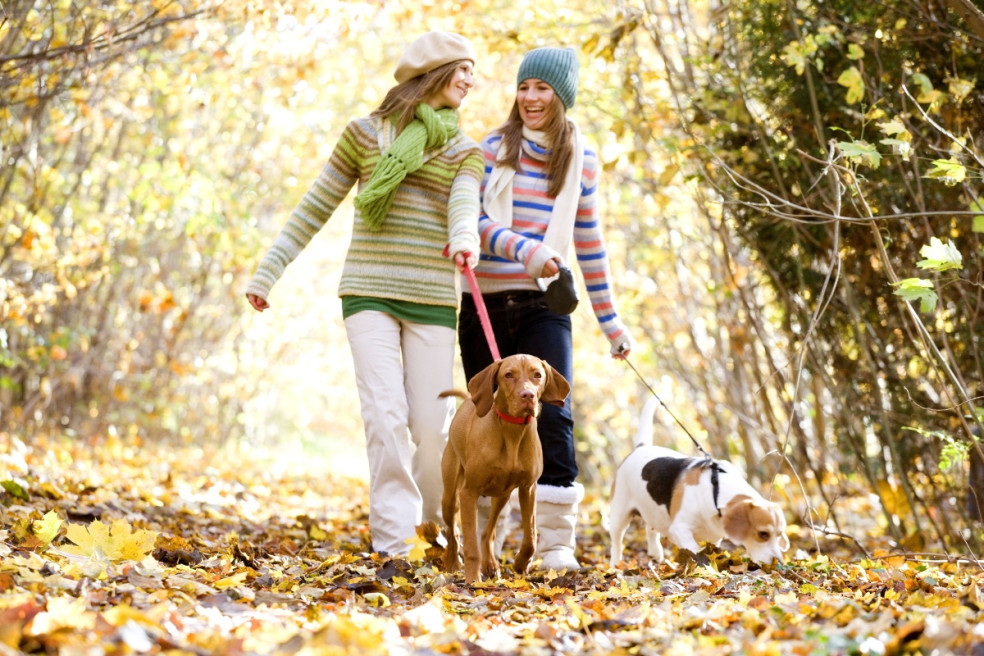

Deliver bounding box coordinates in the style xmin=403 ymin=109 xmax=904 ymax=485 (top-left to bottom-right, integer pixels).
xmin=441 ymin=456 xmax=461 ymax=573
xmin=459 ymin=488 xmax=482 ymax=582
xmin=513 ymin=483 xmax=536 ymax=575
xmin=668 ymin=524 xmax=708 ymax=568
xmin=480 ymin=495 xmax=508 ymax=580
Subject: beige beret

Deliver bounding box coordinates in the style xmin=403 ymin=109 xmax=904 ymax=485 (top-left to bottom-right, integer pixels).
xmin=394 ymin=31 xmax=476 ymax=83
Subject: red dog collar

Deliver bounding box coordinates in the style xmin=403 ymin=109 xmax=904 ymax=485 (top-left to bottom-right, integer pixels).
xmin=495 ymin=408 xmax=532 ymax=425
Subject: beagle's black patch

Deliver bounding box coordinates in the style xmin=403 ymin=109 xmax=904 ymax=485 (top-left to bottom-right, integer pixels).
xmin=641 ymin=457 xmax=698 ymax=508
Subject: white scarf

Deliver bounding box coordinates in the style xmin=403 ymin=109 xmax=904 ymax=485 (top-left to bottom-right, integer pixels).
xmin=483 ymin=121 xmax=584 ymax=269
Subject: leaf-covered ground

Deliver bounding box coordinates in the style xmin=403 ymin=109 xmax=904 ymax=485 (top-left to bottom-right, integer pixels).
xmin=2 ymin=432 xmax=983 ymax=655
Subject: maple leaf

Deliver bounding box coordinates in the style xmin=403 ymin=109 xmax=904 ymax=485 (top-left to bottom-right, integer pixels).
xmin=892 ymin=278 xmax=937 ymax=313
xmin=61 ymin=519 xmax=158 ymax=562
xmin=917 ymin=237 xmax=963 ymax=272
xmin=32 ymin=511 xmax=63 ymax=547
xmin=407 ymin=521 xmax=443 ymax=563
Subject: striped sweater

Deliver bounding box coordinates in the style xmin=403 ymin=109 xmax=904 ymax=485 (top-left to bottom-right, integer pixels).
xmin=474 ymin=132 xmax=628 ymax=346
xmin=246 ymin=116 xmax=483 ymax=309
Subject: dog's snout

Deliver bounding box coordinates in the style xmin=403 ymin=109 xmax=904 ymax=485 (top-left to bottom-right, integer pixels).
xmin=519 ymin=388 xmax=536 ymax=400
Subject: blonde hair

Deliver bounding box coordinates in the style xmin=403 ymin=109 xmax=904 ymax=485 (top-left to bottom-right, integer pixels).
xmin=493 ymin=94 xmax=573 ymax=198
xmin=372 ymin=60 xmax=465 ymax=133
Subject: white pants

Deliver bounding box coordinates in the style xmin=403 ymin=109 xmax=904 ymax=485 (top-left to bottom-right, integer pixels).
xmin=344 ymin=310 xmax=455 ymax=555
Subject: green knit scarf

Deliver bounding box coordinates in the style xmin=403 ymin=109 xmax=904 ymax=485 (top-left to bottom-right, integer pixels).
xmin=355 ymin=104 xmax=460 ymax=230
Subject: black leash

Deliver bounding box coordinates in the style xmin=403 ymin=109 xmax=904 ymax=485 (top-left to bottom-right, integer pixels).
xmin=622 ymin=354 xmax=724 ymax=516
xmin=622 ymin=353 xmax=712 ymax=459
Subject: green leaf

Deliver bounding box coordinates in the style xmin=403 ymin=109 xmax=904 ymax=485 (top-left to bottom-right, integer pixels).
xmin=847 ymin=43 xmax=864 ymax=61
xmin=836 ymin=139 xmax=882 ymax=168
xmin=917 ymin=237 xmax=963 ymax=272
xmin=892 ymin=278 xmax=937 ymax=313
xmin=877 ymin=119 xmax=908 ymax=136
xmin=925 ymin=158 xmax=966 ymax=186
xmin=781 ymin=40 xmax=813 ymax=75
xmin=904 ymin=426 xmax=970 ymax=471
xmin=2 ymin=479 xmax=29 ymax=500
xmin=910 ymin=72 xmax=939 ymax=102
xmin=837 ymin=66 xmax=865 ymax=104
xmin=971 ymin=198 xmax=984 ymax=233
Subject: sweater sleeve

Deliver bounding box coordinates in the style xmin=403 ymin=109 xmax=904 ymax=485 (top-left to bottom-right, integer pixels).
xmin=245 ymin=122 xmax=362 ymax=300
xmin=445 ymin=149 xmax=483 ymax=260
xmin=573 ymin=148 xmax=629 ymax=349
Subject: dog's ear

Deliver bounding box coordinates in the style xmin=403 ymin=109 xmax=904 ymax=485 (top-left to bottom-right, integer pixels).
xmin=468 ymin=360 xmax=500 ymax=417
xmin=539 ymin=361 xmax=571 ymax=407
xmin=772 ymin=506 xmax=790 ymax=552
xmin=721 ymin=497 xmax=754 ymax=544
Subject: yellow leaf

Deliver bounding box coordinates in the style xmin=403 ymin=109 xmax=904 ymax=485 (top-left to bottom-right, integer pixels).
xmin=214 ymin=570 xmax=249 ymax=589
xmin=26 ymin=597 xmax=94 ymax=635
xmin=363 ymin=592 xmax=390 ymax=607
xmin=316 ymin=612 xmax=387 ymax=650
xmin=564 ymin=598 xmax=591 ymax=629
xmin=103 ymin=603 xmax=166 ymax=628
xmin=64 ymin=520 xmax=111 ymax=560
xmin=837 ymin=66 xmax=865 ymax=105
xmin=32 ymin=511 xmax=63 ymax=546
xmin=108 ymin=519 xmax=157 ymax=561
xmin=61 ymin=519 xmax=157 ymax=562
xmin=404 ymin=533 xmax=430 ymax=563
xmin=877 ymin=481 xmax=912 ymax=517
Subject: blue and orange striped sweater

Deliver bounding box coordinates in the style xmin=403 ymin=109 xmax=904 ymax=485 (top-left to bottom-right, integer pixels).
xmin=472 ymin=132 xmax=628 ymax=347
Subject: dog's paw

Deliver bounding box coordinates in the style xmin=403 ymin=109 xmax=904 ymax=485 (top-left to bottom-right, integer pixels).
xmin=481 ymin=561 xmax=501 ymax=580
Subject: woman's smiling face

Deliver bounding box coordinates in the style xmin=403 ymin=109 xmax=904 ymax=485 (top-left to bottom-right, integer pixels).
xmin=517 ymin=78 xmax=556 ymax=130
xmin=427 ymin=61 xmax=475 ymax=109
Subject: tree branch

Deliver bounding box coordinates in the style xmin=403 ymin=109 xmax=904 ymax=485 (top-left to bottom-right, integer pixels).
xmin=944 ymin=0 xmax=984 ymax=41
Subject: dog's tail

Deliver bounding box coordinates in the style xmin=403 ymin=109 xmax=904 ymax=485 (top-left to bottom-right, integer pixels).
xmin=634 ymin=394 xmax=662 ymax=447
xmin=439 ymin=389 xmax=471 ymax=403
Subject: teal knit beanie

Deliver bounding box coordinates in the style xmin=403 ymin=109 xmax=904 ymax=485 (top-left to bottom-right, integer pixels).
xmin=516 ymin=46 xmax=579 ymax=109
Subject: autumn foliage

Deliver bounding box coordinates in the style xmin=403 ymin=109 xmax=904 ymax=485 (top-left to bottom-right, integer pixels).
xmin=4 ymin=433 xmax=984 ymax=654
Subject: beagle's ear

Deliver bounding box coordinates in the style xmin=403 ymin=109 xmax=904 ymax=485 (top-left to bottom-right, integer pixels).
xmin=721 ymin=497 xmax=754 ymax=544
xmin=773 ymin=506 xmax=790 ymax=552
xmin=467 ymin=360 xmax=501 ymax=417
xmin=540 ymin=360 xmax=571 ymax=407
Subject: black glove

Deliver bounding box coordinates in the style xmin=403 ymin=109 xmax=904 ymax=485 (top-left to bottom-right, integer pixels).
xmin=541 ymin=265 xmax=579 ymax=315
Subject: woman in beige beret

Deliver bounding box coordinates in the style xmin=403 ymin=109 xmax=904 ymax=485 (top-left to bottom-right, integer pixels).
xmin=246 ymin=32 xmax=481 ymax=557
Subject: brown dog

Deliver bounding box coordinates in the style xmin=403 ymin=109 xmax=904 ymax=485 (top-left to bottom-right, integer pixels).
xmin=440 ymin=355 xmax=570 ymax=582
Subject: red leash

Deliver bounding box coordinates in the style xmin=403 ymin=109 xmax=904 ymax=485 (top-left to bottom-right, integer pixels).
xmin=461 ymin=263 xmax=501 ymax=362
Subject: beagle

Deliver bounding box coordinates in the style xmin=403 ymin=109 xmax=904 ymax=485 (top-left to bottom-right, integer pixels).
xmin=609 ymin=396 xmax=789 ymax=567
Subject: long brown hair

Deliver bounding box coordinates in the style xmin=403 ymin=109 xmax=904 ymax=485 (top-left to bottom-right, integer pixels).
xmin=371 ymin=60 xmax=465 ymax=133
xmin=494 ymin=93 xmax=573 ymax=198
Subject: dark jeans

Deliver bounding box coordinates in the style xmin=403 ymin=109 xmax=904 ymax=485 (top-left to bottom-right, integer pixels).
xmin=458 ymin=290 xmax=576 ymax=486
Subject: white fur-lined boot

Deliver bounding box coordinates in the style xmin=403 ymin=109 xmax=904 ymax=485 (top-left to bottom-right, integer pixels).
xmin=535 ymin=482 xmax=584 ymax=571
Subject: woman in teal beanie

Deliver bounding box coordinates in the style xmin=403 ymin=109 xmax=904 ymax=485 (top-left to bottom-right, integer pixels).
xmin=246 ymin=32 xmax=482 ymax=557
xmin=458 ymin=46 xmax=635 ymax=570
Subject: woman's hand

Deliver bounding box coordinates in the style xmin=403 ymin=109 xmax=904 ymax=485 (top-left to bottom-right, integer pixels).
xmin=612 ymin=341 xmax=631 ymax=360
xmin=454 ymin=250 xmax=478 ymax=272
xmin=540 ymin=258 xmax=561 ymax=278
xmin=246 ymin=293 xmax=269 ymax=312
